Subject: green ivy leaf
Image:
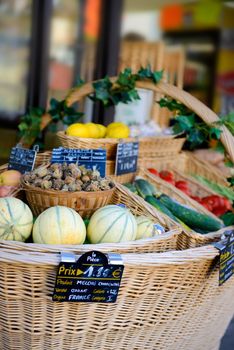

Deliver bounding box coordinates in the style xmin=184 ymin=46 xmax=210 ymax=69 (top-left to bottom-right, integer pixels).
xmin=227 ymin=177 xmax=234 ymax=186
xmin=215 ymin=141 xmax=225 ymax=154
xmin=152 ymin=70 xmax=163 ymax=83
xmin=187 ymin=129 xmax=206 ymax=149
xmin=209 ymin=127 xmax=222 ymax=140
xmin=175 ymin=114 xmax=195 ymax=131
xmin=50 ymin=98 xmax=59 ymax=110
xmin=225 ymin=160 xmax=234 ymax=168
xmin=75 ymin=77 xmax=85 ymax=87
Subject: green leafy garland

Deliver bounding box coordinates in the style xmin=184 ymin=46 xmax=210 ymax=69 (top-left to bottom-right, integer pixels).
xmin=158 ymin=97 xmax=233 ymax=163
xmin=90 ymin=67 xmax=163 ymax=106
xmin=18 ymin=65 xmax=233 ymax=163
xmin=18 ymin=66 xmax=163 ymax=146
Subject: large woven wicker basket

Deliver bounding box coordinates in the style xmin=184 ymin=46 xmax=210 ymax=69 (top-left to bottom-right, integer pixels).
xmin=65 ymin=78 xmax=234 ymax=164
xmin=0 ymin=243 xmax=234 ymax=350
xmin=21 ymin=182 xmax=181 ymax=253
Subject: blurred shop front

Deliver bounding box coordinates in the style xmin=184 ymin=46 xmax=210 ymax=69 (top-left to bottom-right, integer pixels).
xmin=0 ymin=0 xmax=234 ymax=162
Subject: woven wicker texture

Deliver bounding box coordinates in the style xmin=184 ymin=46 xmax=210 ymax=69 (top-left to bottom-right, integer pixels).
xmin=57 ymin=131 xmax=185 ymax=159
xmin=0 ymin=244 xmax=233 ymax=350
xmin=116 ymin=167 xmax=233 ymax=247
xmin=66 ymin=79 xmax=234 ymax=163
xmin=22 ymin=180 xmax=115 ymax=218
xmin=21 ymin=182 xmax=180 ymax=253
xmin=138 ymin=151 xmax=228 ymax=186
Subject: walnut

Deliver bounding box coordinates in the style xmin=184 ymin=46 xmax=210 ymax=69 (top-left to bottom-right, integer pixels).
xmin=99 ymin=179 xmax=111 ymax=191
xmin=51 ymin=168 xmax=63 ymax=179
xmin=52 ymin=179 xmax=64 ymax=190
xmin=64 ymin=176 xmax=75 ymax=185
xmin=35 ymin=166 xmax=49 ymax=178
xmin=23 ymin=173 xmax=36 ymax=183
xmin=34 ymin=179 xmax=43 ymax=187
xmin=43 ymin=174 xmax=52 ymax=181
xmin=75 ymin=179 xmax=83 ymax=186
xmin=61 ymin=184 xmax=69 ymax=191
xmin=68 ymin=183 xmax=81 ymax=192
xmin=90 ymin=169 xmax=100 ymax=180
xmin=81 ymin=175 xmax=90 ymax=183
xmin=50 ymin=163 xmax=62 ymax=171
xmin=85 ymin=183 xmax=100 ymax=192
xmin=79 ymin=165 xmax=88 ymax=175
xmin=41 ymin=180 xmax=52 ymax=190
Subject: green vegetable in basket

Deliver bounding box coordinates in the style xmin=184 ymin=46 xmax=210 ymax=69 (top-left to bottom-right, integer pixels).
xmin=135 ymin=179 xmax=158 ymax=198
xmin=192 ymin=175 xmax=234 ymax=202
xmin=124 ymin=182 xmax=138 ymax=194
xmin=220 ymin=212 xmax=234 ymax=226
xmin=158 ymin=194 xmax=223 ymax=233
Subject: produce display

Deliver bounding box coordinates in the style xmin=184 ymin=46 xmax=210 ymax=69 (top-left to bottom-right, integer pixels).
xmin=135 ymin=216 xmax=164 ymax=239
xmin=0 ymin=169 xmax=21 ymax=197
xmin=66 ymin=122 xmax=130 ymax=139
xmin=22 ymin=163 xmax=115 ymax=192
xmin=0 ymin=196 xmax=164 ymax=244
xmin=0 ymin=197 xmax=33 ymax=241
xmin=33 ymin=206 xmax=86 ymax=245
xmin=148 ymin=168 xmax=233 ymax=218
xmin=87 ymin=205 xmax=137 ymax=244
xmin=124 ymin=178 xmax=223 ymax=234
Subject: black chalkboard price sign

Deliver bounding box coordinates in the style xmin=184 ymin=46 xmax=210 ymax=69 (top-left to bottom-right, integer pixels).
xmin=115 ymin=142 xmax=139 ymax=176
xmin=214 ymin=230 xmax=234 ymax=286
xmin=51 ymin=147 xmax=106 ymax=177
xmin=8 ymin=144 xmax=39 ymax=174
xmin=52 ymin=251 xmax=124 ymax=303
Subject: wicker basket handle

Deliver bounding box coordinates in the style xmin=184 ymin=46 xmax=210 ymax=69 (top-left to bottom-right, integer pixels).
xmin=66 ymin=78 xmax=234 ymax=163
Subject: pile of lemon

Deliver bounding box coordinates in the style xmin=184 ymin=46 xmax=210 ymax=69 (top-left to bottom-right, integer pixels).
xmin=66 ymin=122 xmax=130 ymax=139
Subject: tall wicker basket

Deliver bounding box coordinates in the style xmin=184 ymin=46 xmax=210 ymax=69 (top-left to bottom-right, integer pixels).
xmin=0 ymin=243 xmax=234 ymax=350
xmin=65 ymin=78 xmax=234 ymax=164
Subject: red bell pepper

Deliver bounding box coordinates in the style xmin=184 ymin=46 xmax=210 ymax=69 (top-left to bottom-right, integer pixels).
xmin=175 ymin=180 xmax=191 ymax=196
xmin=200 ymin=195 xmax=232 ymax=216
xmin=148 ymin=168 xmax=159 ymax=177
xmin=191 ymin=196 xmax=202 ymax=203
xmin=159 ymin=170 xmax=175 ymax=185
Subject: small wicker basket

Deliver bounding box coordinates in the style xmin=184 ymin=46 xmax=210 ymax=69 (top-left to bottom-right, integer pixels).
xmin=22 ymin=180 xmax=115 ymax=217
xmin=57 ymin=131 xmax=186 ymax=159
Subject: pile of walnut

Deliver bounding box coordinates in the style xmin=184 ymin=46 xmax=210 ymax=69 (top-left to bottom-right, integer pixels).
xmin=23 ymin=163 xmax=115 ymax=192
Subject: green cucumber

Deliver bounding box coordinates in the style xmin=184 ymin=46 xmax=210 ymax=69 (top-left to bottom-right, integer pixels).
xmin=145 ymin=196 xmax=179 ymax=222
xmin=123 ymin=182 xmax=138 ymax=194
xmin=135 ymin=179 xmax=156 ymax=198
xmin=159 ymin=194 xmax=223 ymax=232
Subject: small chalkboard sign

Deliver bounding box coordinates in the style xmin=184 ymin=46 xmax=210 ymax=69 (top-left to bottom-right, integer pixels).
xmin=8 ymin=144 xmax=39 ymax=174
xmin=51 ymin=147 xmax=106 ymax=177
xmin=52 ymin=251 xmax=124 ymax=303
xmin=214 ymin=230 xmax=234 ymax=286
xmin=115 ymin=142 xmax=139 ymax=176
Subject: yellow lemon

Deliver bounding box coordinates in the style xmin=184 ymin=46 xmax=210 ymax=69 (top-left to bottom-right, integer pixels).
xmin=66 ymin=123 xmax=90 ymax=138
xmin=85 ymin=123 xmax=100 ymax=138
xmin=106 ymin=125 xmax=130 ymax=138
xmin=97 ymin=124 xmax=106 ymax=138
xmin=107 ymin=122 xmax=126 ymax=132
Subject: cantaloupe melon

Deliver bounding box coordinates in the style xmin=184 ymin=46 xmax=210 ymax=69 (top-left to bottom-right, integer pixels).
xmin=33 ymin=206 xmax=86 ymax=245
xmin=87 ymin=205 xmax=137 ymax=244
xmin=136 ymin=216 xmax=157 ymax=240
xmin=0 ymin=197 xmax=33 ymax=241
